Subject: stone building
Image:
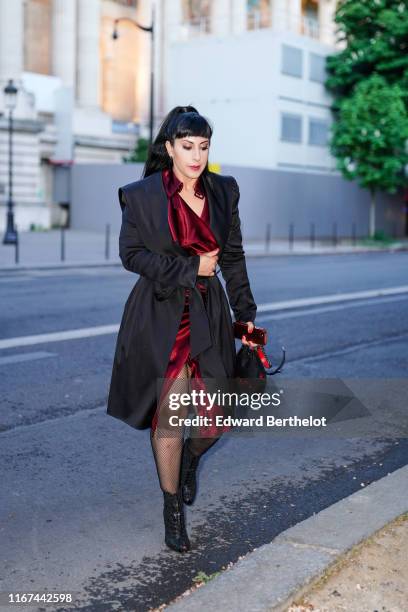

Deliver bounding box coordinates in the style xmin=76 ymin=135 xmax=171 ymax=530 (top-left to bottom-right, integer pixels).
xmin=0 ymin=0 xmax=153 ymax=229
xmin=0 ymin=0 xmax=338 ymax=230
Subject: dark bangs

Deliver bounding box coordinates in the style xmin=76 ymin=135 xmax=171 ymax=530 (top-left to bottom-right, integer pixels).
xmin=168 ymin=112 xmax=213 ymax=143
xmin=142 ymin=106 xmax=214 ymax=178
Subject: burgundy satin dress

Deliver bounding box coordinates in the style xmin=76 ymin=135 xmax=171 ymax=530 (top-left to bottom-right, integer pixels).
xmin=151 ymin=167 xmax=230 ymax=437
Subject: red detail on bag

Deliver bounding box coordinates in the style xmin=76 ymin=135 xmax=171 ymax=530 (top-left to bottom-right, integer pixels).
xmin=256 ymin=346 xmax=271 ymax=369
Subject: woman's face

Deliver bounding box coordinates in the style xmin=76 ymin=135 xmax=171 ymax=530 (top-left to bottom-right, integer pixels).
xmin=165 ymin=136 xmax=210 ymax=179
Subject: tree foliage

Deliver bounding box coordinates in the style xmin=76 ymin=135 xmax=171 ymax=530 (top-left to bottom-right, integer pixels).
xmin=325 ymin=0 xmax=408 ymax=236
xmin=125 ymin=137 xmax=148 ymax=163
xmin=326 ymin=0 xmax=408 ymax=111
xmin=331 ymin=74 xmax=408 ymax=194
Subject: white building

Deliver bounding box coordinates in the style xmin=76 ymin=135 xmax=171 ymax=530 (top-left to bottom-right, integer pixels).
xmin=0 ymin=0 xmax=339 ymax=231
xmin=163 ymin=0 xmax=339 ymax=173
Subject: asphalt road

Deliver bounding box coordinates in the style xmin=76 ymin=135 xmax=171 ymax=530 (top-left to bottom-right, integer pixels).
xmin=1 ymin=252 xmax=407 ymax=611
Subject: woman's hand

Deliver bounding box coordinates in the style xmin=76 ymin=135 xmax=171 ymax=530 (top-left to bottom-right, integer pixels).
xmin=198 ymin=248 xmax=220 ymax=276
xmin=242 ymin=321 xmax=258 ymax=349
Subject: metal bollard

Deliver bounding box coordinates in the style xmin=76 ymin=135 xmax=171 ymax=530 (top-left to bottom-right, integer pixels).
xmin=332 ymin=222 xmax=337 ymax=247
xmin=60 ymin=227 xmax=65 ymax=261
xmin=289 ymin=222 xmax=294 ymax=251
xmin=310 ymin=222 xmax=315 ymax=249
xmin=265 ymin=222 xmax=271 ymax=253
xmin=105 ymin=223 xmax=110 ymax=260
xmin=15 ymin=226 xmax=19 ymax=264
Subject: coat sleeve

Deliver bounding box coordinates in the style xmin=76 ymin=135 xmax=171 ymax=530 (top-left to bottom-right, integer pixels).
xmin=218 ymin=178 xmax=257 ymax=323
xmin=118 ymin=186 xmax=201 ymax=288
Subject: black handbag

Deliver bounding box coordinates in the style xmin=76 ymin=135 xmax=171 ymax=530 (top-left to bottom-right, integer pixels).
xmin=234 ymin=344 xmax=286 ymax=393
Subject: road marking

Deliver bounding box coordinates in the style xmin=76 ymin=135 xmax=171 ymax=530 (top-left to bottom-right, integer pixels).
xmin=0 ymin=351 xmax=56 ymax=365
xmin=257 ymin=294 xmax=408 ymax=321
xmin=285 ymin=330 xmax=408 ymax=365
xmin=256 ymin=285 xmax=408 ymax=312
xmin=0 ymin=276 xmax=34 ymax=283
xmin=1 ymin=286 xmax=407 ymax=351
xmin=0 ymin=325 xmax=119 ymax=350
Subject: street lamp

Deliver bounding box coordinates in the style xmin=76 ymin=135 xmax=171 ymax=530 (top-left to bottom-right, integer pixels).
xmin=3 ymin=79 xmax=18 ymax=244
xmin=112 ymin=5 xmax=155 ymax=147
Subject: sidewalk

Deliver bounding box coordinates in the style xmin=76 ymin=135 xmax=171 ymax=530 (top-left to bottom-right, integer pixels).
xmin=0 ymin=229 xmax=407 ymax=271
xmin=164 ymin=464 xmax=408 ymax=612
xmin=286 ymin=513 xmax=408 ymax=612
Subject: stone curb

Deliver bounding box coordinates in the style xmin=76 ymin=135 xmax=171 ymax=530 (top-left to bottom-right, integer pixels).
xmin=165 ymin=464 xmax=408 ymax=612
xmin=0 ymin=260 xmax=122 ymax=272
xmin=0 ymin=245 xmax=407 ymax=272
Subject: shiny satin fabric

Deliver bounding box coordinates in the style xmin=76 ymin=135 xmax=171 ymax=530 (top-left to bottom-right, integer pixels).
xmin=152 ymin=167 xmax=230 ymax=437
xmin=107 ymin=168 xmax=257 ymax=431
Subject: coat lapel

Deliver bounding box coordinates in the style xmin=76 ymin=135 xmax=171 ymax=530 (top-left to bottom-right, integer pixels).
xmin=201 ymin=171 xmax=229 ymax=250
xmin=147 ymin=168 xmax=230 ymax=256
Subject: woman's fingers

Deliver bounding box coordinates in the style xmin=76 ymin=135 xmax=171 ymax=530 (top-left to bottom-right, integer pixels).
xmin=242 ymin=321 xmax=257 ymax=349
xmin=242 ymin=335 xmax=257 ymax=349
xmin=199 ymin=248 xmax=220 ymax=276
xmin=205 ymin=248 xmax=219 ymax=256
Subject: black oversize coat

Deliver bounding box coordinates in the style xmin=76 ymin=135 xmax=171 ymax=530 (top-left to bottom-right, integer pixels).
xmin=107 ymin=169 xmax=257 ymax=430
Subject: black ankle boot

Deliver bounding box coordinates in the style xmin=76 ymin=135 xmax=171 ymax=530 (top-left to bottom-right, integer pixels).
xmin=163 ymin=488 xmax=190 ymax=552
xmin=180 ymin=439 xmax=200 ymax=505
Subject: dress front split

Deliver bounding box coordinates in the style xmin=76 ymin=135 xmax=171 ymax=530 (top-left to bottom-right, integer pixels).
xmin=152 ymin=167 xmax=230 ymax=437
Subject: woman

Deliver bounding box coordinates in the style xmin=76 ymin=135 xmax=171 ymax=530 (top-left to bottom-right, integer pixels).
xmin=107 ymin=105 xmax=258 ymax=553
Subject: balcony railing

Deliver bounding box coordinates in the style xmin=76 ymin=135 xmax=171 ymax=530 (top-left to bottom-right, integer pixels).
xmin=301 ymin=15 xmax=319 ymax=39
xmin=180 ymin=15 xmax=211 ymax=38
xmin=247 ymin=7 xmax=272 ymax=30
xmin=177 ymin=8 xmax=320 ymax=40
xmin=110 ymin=0 xmax=137 ymax=7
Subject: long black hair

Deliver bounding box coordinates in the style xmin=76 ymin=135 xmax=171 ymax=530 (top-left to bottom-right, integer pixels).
xmin=141 ymin=105 xmax=213 ymax=178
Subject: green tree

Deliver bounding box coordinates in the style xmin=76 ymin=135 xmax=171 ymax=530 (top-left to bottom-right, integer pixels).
xmin=326 ymin=0 xmax=408 ymax=237
xmin=124 ymin=137 xmax=149 ymax=163
xmin=326 ymin=0 xmax=408 ymax=110
xmin=330 ymin=74 xmax=408 ymax=236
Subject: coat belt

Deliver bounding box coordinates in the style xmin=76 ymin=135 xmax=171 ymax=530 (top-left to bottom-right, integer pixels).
xmin=153 ymin=275 xmax=222 ymax=359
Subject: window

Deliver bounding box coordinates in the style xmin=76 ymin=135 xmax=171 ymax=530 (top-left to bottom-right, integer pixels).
xmin=181 ymin=0 xmax=212 ymax=34
xmin=247 ymin=0 xmax=271 ymax=30
xmin=301 ymin=0 xmax=319 ymax=39
xmin=24 ymin=0 xmax=52 ymax=75
xmin=110 ymin=0 xmax=138 ymax=6
xmin=281 ymin=113 xmax=302 ymax=143
xmin=308 ymin=118 xmax=329 ymax=146
xmin=281 ymin=44 xmax=303 ymax=78
xmin=101 ymin=16 xmax=138 ymax=122
xmin=112 ymin=120 xmax=140 ymax=135
xmin=309 ymin=53 xmax=327 ymax=83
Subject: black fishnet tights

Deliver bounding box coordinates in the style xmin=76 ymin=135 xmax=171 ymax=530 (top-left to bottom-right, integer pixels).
xmin=150 ymin=361 xmax=221 ymax=494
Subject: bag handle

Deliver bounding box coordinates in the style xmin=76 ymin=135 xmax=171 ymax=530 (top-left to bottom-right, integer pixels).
xmin=255 ymin=345 xmax=286 ymax=375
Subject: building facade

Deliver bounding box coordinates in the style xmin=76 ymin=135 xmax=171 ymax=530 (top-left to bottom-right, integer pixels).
xmin=0 ymin=0 xmax=338 ymax=231
xmin=0 ymin=0 xmax=152 ymax=230
xmin=164 ymin=0 xmax=338 ymax=172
